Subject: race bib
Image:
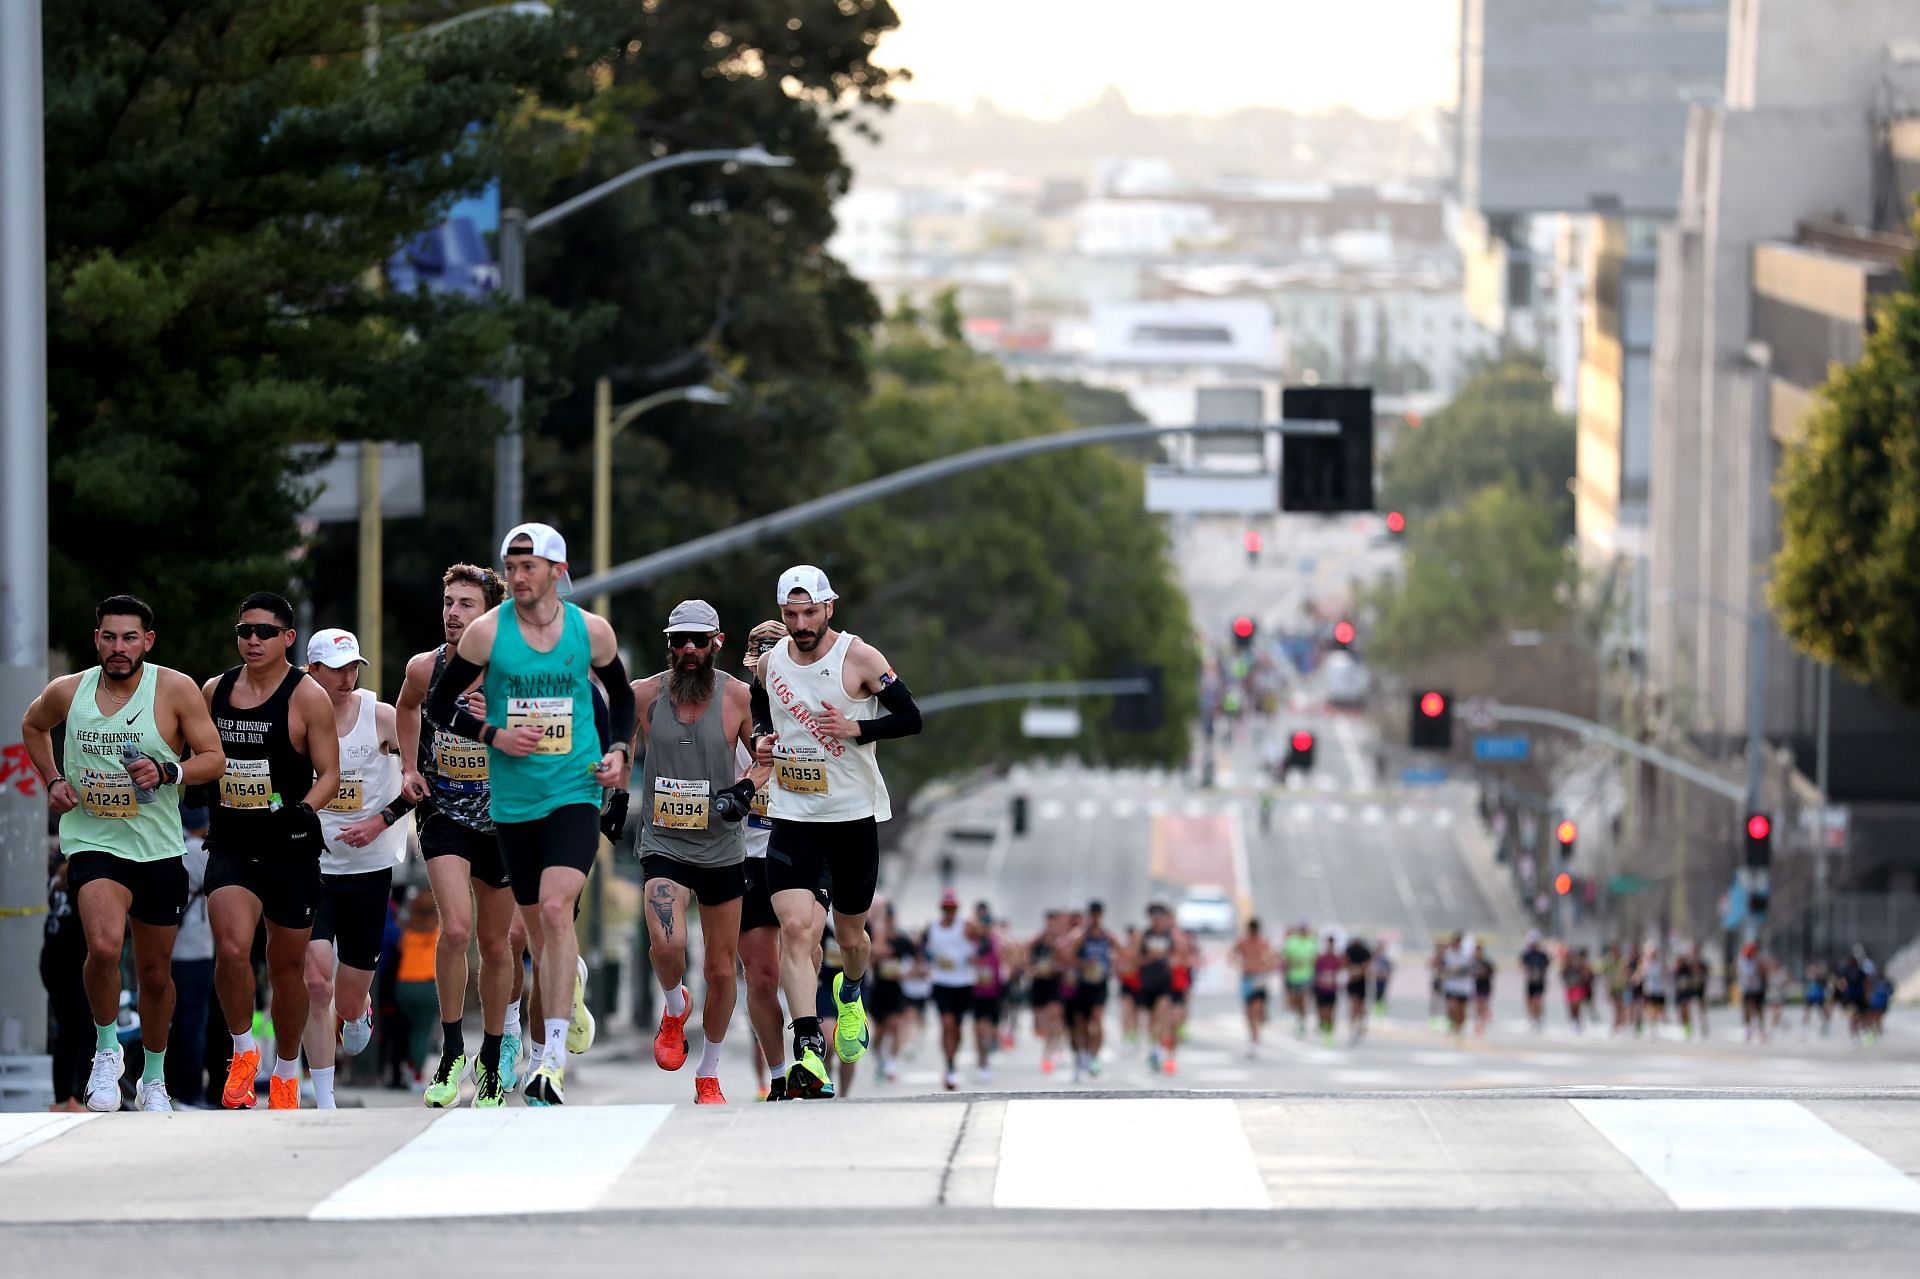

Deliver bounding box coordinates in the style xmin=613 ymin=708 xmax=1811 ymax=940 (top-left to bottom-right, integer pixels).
xmin=973 ymin=963 xmax=995 ymax=986
xmin=508 ymin=697 xmax=573 ymax=756
xmin=651 ymin=777 xmax=709 ymax=831
xmin=773 ymin=744 xmax=829 ymax=795
xmin=1033 ymin=957 xmax=1057 ymax=979
xmin=219 ymin=758 xmax=272 ymax=810
xmin=434 ymin=731 xmax=489 ymax=783
xmin=935 ymin=955 xmax=960 ymax=973
xmin=325 ymin=769 xmax=364 ymax=814
xmin=747 ymin=783 xmax=773 ymax=831
xmin=79 ymin=768 xmax=138 ymax=821
xmin=1081 ymin=961 xmax=1106 ymax=984
xmin=879 ymin=959 xmax=904 ymax=981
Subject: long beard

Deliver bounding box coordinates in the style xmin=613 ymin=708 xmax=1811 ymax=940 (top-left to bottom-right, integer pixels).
xmin=667 ymin=654 xmax=717 ymax=704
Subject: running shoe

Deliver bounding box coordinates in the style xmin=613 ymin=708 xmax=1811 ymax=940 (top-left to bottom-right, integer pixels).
xmin=423 ymin=1053 xmax=468 ymax=1108
xmin=943 ymin=1068 xmax=958 ymax=1091
xmin=268 ymin=1076 xmax=300 ymax=1110
xmin=831 ymin=973 xmax=869 ymax=1063
xmin=135 ymin=1080 xmax=172 ymax=1113
xmin=85 ymin=1048 xmax=124 ymax=1113
xmin=500 ymin=1032 xmax=522 ymax=1092
xmin=1087 ymin=1057 xmax=1103 ymax=1078
xmin=1039 ymin=1056 xmax=1055 ymax=1075
xmin=471 ymin=1060 xmax=506 ymax=1109
xmin=1162 ymin=1056 xmax=1179 ymax=1077
xmin=1146 ymin=1047 xmax=1163 ymax=1074
xmin=567 ymin=956 xmax=595 ymax=1054
xmin=338 ymin=1005 xmax=374 ymax=1056
xmin=786 ymin=1047 xmax=835 ymax=1099
xmin=694 ymin=1077 xmax=725 ymax=1105
xmin=525 ymin=1060 xmax=566 ymax=1107
xmin=765 ymin=1076 xmax=789 ymax=1102
xmin=654 ymin=988 xmax=691 ymax=1071
xmin=221 ymin=1049 xmax=259 ymax=1110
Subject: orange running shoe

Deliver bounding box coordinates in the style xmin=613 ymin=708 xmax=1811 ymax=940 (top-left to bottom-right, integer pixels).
xmin=1162 ymin=1056 xmax=1179 ymax=1077
xmin=268 ymin=1075 xmax=300 ymax=1110
xmin=222 ymin=1050 xmax=260 ymax=1109
xmin=694 ymin=1076 xmax=725 ymax=1105
xmin=653 ymin=988 xmax=691 ymax=1071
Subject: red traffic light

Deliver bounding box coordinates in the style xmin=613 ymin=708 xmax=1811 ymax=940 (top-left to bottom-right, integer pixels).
xmin=1419 ymin=690 xmax=1446 ymax=718
xmin=1333 ymin=620 xmax=1356 ymax=646
xmin=1555 ymin=820 xmax=1577 ymax=846
xmin=1554 ymin=872 xmax=1572 ymax=896
xmin=1386 ymin=511 xmax=1406 ymax=534
xmin=1291 ymin=731 xmax=1314 ymax=753
xmin=1244 ymin=530 xmax=1263 ymax=553
xmin=1747 ymin=814 xmax=1771 ymax=842
xmin=1232 ymin=616 xmax=1255 ymax=639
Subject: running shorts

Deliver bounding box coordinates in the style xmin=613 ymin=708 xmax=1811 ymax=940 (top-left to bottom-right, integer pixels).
xmin=66 ymin=850 xmax=188 ymax=929
xmin=767 ymin=817 xmax=879 ymax=916
xmin=495 ymin=803 xmax=600 ymax=907
xmin=932 ymin=984 xmax=973 ymax=1019
xmin=312 ymin=867 xmax=394 ymax=970
xmin=418 ymin=810 xmax=510 ymax=891
xmin=641 ymin=853 xmax=747 ymax=908
xmin=204 ymin=848 xmax=322 ymax=931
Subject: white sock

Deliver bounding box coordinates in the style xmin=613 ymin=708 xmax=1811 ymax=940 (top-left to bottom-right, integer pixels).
xmin=272 ymin=1056 xmax=300 ymax=1081
xmin=696 ymin=1035 xmax=724 ymax=1077
xmin=544 ymin=1017 xmax=568 ymax=1063
xmin=503 ymin=1000 xmax=522 ymax=1038
xmin=311 ymin=1066 xmax=336 ymax=1109
xmin=232 ymin=1030 xmax=255 ymax=1054
xmin=663 ymin=985 xmax=687 ymax=1017
xmin=772 ymin=1059 xmax=792 ymax=1085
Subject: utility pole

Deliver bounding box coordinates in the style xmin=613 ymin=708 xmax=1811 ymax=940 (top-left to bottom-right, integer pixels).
xmin=0 ymin=0 xmax=50 ymax=1069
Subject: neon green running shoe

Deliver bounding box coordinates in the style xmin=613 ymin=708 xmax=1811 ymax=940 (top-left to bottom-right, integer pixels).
xmin=567 ymin=956 xmax=596 ymax=1054
xmin=423 ymin=1053 xmax=467 ymax=1108
xmin=471 ymin=1060 xmax=506 ymax=1109
xmin=832 ymin=973 xmax=870 ymax=1064
xmin=786 ymin=1047 xmax=835 ymax=1099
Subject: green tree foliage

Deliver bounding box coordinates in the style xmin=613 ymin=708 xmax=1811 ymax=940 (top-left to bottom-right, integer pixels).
xmin=1772 ymin=223 xmax=1920 ymax=705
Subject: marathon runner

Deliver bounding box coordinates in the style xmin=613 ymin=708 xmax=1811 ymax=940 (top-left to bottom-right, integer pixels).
xmin=632 ymin=600 xmax=757 ymax=1105
xmin=1440 ymin=931 xmax=1474 ymax=1039
xmin=1282 ymin=922 xmax=1316 ymax=1038
xmin=1116 ymin=926 xmax=1143 ymax=1049
xmin=1311 ymin=933 xmax=1343 ymax=1046
xmin=753 ymin=565 xmax=924 ymax=1099
xmin=1065 ymin=901 xmax=1114 ymax=1080
xmin=1673 ymin=944 xmax=1702 ymax=1040
xmin=1231 ymin=918 xmax=1276 ymax=1057
xmin=1802 ymin=958 xmax=1832 ymax=1038
xmin=396 ymin=564 xmax=528 ymax=1107
xmin=21 ymin=595 xmax=226 ymax=1113
xmin=1639 ymin=943 xmax=1670 ymax=1033
xmin=1135 ymin=903 xmax=1192 ymax=1075
xmin=923 ymin=888 xmax=976 ymax=1091
xmin=300 ymin=629 xmax=415 ymax=1109
xmin=1343 ymin=931 xmax=1374 ymax=1043
xmin=1027 ymin=912 xmax=1067 ymax=1074
xmin=970 ymin=906 xmax=1010 ymax=1082
xmin=1563 ymin=945 xmax=1593 ymax=1032
xmin=1520 ymin=931 xmax=1552 ymax=1032
xmin=424 ymin=523 xmax=634 ymax=1107
xmin=1370 ymin=940 xmax=1393 ymax=1015
xmin=202 ymin=592 xmax=341 ymax=1110
xmin=1470 ymin=937 xmax=1495 ymax=1035
xmin=869 ymin=902 xmax=916 ymax=1083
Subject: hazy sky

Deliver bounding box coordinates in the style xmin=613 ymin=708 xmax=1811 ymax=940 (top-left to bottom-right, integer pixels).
xmin=879 ymin=0 xmax=1461 ymax=119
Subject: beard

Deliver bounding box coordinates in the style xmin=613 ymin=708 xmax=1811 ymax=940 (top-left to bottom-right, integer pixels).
xmin=667 ymin=648 xmax=717 ymax=704
xmin=103 ymin=655 xmax=145 ymax=683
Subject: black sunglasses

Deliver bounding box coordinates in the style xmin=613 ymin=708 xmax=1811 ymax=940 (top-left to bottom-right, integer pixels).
xmin=234 ymin=623 xmax=289 ymax=641
xmin=666 ymin=632 xmax=715 ymax=650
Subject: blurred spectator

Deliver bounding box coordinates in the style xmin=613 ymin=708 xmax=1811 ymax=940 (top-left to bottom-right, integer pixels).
xmin=39 ymin=845 xmax=88 ymax=1112
xmin=393 ymin=889 xmax=441 ymax=1082
xmin=167 ymin=808 xmax=215 ymax=1106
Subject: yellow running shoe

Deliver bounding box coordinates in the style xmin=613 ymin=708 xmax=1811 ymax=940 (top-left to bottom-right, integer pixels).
xmin=526 ymin=1059 xmax=566 ymax=1107
xmin=786 ymin=1048 xmax=835 ymax=1099
xmin=832 ymin=973 xmax=870 ymax=1064
xmin=567 ymin=956 xmax=596 ymax=1054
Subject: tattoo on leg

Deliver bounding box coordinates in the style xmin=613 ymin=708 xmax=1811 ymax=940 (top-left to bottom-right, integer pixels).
xmin=650 ymin=885 xmax=676 ymax=940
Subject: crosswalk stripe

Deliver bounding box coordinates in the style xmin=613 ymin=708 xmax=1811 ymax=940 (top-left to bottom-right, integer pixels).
xmin=993 ymin=1098 xmax=1269 ymax=1210
xmin=0 ymin=1113 xmax=98 ymax=1168
xmin=1038 ymin=799 xmax=1065 ymax=821
xmin=309 ymin=1105 xmax=672 ymax=1220
xmin=1572 ymin=1099 xmax=1920 ymax=1214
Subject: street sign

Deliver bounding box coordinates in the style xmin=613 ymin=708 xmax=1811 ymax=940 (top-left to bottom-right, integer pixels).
xmin=1144 ymin=466 xmax=1280 ymax=515
xmin=1608 ymin=873 xmax=1654 ymax=897
xmin=1020 ymin=705 xmax=1082 ymax=739
xmin=1472 ymin=734 xmax=1531 ymax=762
xmin=293 ymin=442 xmax=425 ymax=522
xmin=1462 ymin=698 xmax=1497 ymax=732
xmin=1400 ymin=767 xmax=1448 ymax=786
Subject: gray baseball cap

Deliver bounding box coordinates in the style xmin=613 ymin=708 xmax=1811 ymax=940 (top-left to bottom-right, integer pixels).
xmin=664 ymin=599 xmax=721 ymax=633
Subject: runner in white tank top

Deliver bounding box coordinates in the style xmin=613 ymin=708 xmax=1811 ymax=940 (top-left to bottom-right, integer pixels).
xmin=755 ymin=565 xmax=924 ymax=1098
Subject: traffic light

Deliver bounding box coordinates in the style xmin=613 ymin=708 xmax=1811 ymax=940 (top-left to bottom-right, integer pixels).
xmin=1232 ymin=615 xmax=1256 ymax=651
xmin=1244 ymin=529 xmax=1263 ymax=558
xmin=1285 ymin=729 xmax=1315 ymax=774
xmin=1280 ymin=386 xmax=1375 ymax=513
xmin=1409 ymin=689 xmax=1452 ymax=749
xmin=1011 ymin=794 xmax=1029 ymax=837
xmin=1554 ymin=872 xmax=1572 ymax=896
xmin=1111 ymin=663 xmax=1165 ymax=732
xmin=1744 ymin=812 xmax=1772 ymax=868
xmin=1555 ymin=819 xmax=1577 ymax=862
xmin=1385 ymin=510 xmax=1406 ymax=536
xmin=1750 ymin=884 xmax=1772 ymax=918
xmin=1332 ymin=620 xmax=1355 ymax=649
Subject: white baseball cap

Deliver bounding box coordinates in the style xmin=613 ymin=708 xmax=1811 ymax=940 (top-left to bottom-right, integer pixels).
xmin=777 ymin=564 xmax=836 ymax=604
xmin=307 ymin=628 xmax=368 ymax=669
xmin=500 ymin=522 xmax=574 ymax=597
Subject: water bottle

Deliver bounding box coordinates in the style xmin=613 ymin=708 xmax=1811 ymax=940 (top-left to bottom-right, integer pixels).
xmin=121 ymin=741 xmax=158 ymax=805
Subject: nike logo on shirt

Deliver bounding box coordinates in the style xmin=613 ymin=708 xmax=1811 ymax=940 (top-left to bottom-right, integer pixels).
xmin=125 ymin=711 xmax=142 ymax=725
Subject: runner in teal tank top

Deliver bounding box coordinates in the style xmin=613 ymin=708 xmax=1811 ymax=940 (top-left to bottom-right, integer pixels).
xmin=21 ymin=595 xmax=227 ymax=1113
xmin=425 ymin=523 xmax=636 ymax=1107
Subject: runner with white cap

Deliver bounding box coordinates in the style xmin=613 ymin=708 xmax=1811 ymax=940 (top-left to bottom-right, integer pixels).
xmin=754 ymin=564 xmax=924 ymax=1098
xmin=299 ymin=628 xmax=417 ymax=1109
xmin=425 ymin=522 xmax=635 ymax=1107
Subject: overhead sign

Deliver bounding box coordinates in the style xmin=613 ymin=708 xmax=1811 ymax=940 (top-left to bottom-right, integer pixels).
xmin=293 ymin=442 xmax=425 ymax=524
xmin=1400 ymin=767 xmax=1448 ymax=786
xmin=1020 ymin=706 xmax=1082 ymax=739
xmin=1144 ymin=467 xmax=1280 ymax=515
xmin=1462 ymin=698 xmax=1498 ymax=732
xmin=1473 ymin=734 xmax=1531 ymax=762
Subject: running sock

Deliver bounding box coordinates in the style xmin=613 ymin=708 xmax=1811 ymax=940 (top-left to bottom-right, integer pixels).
xmin=502 ymin=1000 xmax=522 ymax=1038
xmin=311 ymin=1066 xmax=336 ymax=1110
xmin=95 ymin=1023 xmax=117 ymax=1053
xmin=442 ymin=1019 xmax=465 ymax=1060
xmin=232 ymin=1029 xmax=255 ymax=1055
xmin=272 ymin=1056 xmax=300 ymax=1081
xmin=142 ymin=1048 xmax=165 ymax=1083
xmin=696 ymin=1035 xmax=724 ymax=1078
xmin=663 ymin=985 xmax=687 ymax=1017
xmin=771 ymin=1061 xmax=791 ymax=1086
xmin=838 ymin=971 xmax=862 ymax=1004
xmin=543 ymin=1017 xmax=568 ymax=1065
xmin=480 ymin=1031 xmax=503 ymax=1074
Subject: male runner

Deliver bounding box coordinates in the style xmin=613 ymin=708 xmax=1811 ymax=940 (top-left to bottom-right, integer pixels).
xmin=754 ymin=565 xmax=924 ymax=1099
xmin=1281 ymin=921 xmax=1316 ymax=1038
xmin=1135 ymin=904 xmax=1192 ymax=1075
xmin=1064 ymin=902 xmax=1114 ymax=1080
xmin=301 ymin=630 xmax=416 ymax=1109
xmin=203 ymin=592 xmax=341 ymax=1110
xmin=632 ymin=600 xmax=757 ymax=1104
xmin=396 ymin=564 xmax=528 ymax=1106
xmin=869 ymin=903 xmax=916 ymax=1083
xmin=425 ymin=523 xmax=634 ymax=1106
xmin=973 ymin=904 xmax=1013 ymax=1073
xmin=22 ymin=595 xmax=227 ymax=1112
xmin=1231 ymin=918 xmax=1277 ymax=1057
xmin=1312 ymin=933 xmax=1343 ymax=1045
xmin=1519 ymin=930 xmax=1552 ymax=1032
xmin=1027 ymin=912 xmax=1067 ymax=1073
xmin=1342 ymin=931 xmax=1374 ymax=1043
xmin=923 ymin=889 xmax=976 ymax=1091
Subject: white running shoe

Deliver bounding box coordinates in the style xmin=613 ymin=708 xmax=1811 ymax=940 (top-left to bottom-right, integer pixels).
xmin=943 ymin=1068 xmax=959 ymax=1092
xmin=338 ymin=1005 xmax=375 ymax=1056
xmin=135 ymin=1079 xmax=173 ymax=1113
xmin=86 ymin=1047 xmax=124 ymax=1113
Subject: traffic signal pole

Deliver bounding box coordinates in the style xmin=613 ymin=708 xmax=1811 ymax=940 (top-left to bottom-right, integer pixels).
xmin=1487 ymin=703 xmax=1746 ymax=804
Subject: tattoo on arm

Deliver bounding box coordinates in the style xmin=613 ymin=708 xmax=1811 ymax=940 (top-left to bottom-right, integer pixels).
xmin=649 ymin=883 xmax=676 ymax=940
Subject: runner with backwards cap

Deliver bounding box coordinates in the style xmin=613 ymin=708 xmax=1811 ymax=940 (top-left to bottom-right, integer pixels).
xmin=753 ymin=565 xmax=924 ymax=1098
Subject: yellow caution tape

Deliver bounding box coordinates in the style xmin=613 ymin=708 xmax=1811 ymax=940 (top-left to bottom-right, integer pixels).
xmin=0 ymin=905 xmax=49 ymax=918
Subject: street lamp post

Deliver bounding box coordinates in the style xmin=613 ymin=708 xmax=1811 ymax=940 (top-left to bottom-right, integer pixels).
xmin=591 ymin=378 xmax=731 ymax=620
xmin=492 ymin=146 xmax=793 ymax=548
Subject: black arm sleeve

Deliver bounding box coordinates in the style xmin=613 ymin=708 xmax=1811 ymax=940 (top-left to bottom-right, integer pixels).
xmin=854 ymin=676 xmax=923 ymax=744
xmin=424 ymin=652 xmax=493 ymax=745
xmin=750 ymin=677 xmax=774 ymax=739
xmin=594 ymin=653 xmax=636 ymax=749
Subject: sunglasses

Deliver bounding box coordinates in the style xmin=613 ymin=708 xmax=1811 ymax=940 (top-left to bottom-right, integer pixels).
xmin=667 ymin=633 xmax=715 ymax=650
xmin=234 ymin=623 xmax=289 ymax=641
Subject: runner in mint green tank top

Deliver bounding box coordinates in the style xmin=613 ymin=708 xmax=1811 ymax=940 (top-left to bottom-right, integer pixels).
xmin=60 ymin=666 xmax=187 ymax=863
xmin=483 ymin=600 xmax=605 ymax=824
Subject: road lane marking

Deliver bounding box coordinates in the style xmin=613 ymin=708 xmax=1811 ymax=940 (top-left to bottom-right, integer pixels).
xmin=1038 ymin=799 xmax=1065 ymax=821
xmin=1397 ymin=806 xmax=1418 ymax=824
xmin=1361 ymin=804 xmax=1383 ymax=824
xmin=310 ymin=1105 xmax=672 ymax=1220
xmin=0 ymin=1113 xmax=98 ymax=1167
xmin=1571 ymin=1099 xmax=1920 ymax=1214
xmin=1075 ymin=799 xmax=1100 ymax=821
xmin=993 ymin=1099 xmax=1269 ymax=1210
xmin=1326 ymin=803 xmax=1349 ymax=822
xmin=1112 ymin=799 xmax=1137 ymax=819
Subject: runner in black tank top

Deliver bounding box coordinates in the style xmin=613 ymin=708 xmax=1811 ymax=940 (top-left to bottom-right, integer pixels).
xmin=200 ymin=591 xmax=339 ymax=1111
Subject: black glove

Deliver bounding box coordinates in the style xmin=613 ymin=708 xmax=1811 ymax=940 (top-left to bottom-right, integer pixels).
xmin=280 ymin=802 xmax=323 ymax=860
xmin=712 ymin=778 xmax=757 ymax=824
xmin=600 ymin=790 xmax=630 ymax=844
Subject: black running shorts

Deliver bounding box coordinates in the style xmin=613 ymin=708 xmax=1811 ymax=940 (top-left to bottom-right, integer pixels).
xmin=741 ymin=857 xmax=829 ymax=932
xmin=418 ymin=810 xmax=510 ymax=891
xmin=932 ymin=984 xmax=973 ymax=1019
xmin=66 ymin=850 xmax=188 ymax=929
xmin=495 ymin=804 xmax=600 ymax=907
xmin=312 ymin=868 xmax=394 ymax=971
xmin=767 ymin=816 xmax=878 ymax=916
xmin=641 ymin=853 xmax=747 ymax=908
xmin=205 ymin=849 xmax=322 ymax=931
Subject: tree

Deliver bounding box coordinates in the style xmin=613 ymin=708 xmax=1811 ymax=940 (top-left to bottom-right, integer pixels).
xmin=1772 ymin=219 xmax=1920 ymax=705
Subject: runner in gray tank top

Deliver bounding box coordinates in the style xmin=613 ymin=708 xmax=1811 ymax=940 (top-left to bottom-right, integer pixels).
xmin=629 ymin=600 xmax=758 ymax=1104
